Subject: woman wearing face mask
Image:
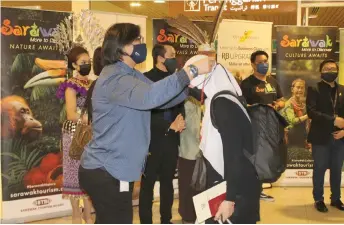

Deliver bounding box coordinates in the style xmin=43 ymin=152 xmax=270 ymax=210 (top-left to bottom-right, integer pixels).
xmin=56 ymin=46 xmax=94 ymax=224
xmin=78 ymin=23 xmax=212 ymax=224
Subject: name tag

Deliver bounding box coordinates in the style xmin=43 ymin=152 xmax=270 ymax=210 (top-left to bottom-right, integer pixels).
xmin=120 ymin=181 xmax=129 ymax=192
xmin=265 ymin=83 xmax=273 ymax=93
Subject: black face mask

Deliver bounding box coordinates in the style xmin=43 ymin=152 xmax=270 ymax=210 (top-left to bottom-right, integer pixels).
xmin=79 ymin=64 xmax=91 ymax=76
xmin=163 ymin=58 xmax=177 ymax=74
xmin=321 ymin=72 xmax=338 ymax=83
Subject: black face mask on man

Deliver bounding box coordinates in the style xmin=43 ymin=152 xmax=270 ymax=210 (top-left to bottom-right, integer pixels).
xmin=79 ymin=64 xmax=91 ymax=76
xmin=321 ymin=72 xmax=338 ymax=83
xmin=163 ymin=58 xmax=177 ymax=74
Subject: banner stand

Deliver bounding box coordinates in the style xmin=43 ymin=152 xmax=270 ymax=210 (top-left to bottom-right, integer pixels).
xmin=0 ymin=7 xmax=72 ymax=223
xmin=2 ymin=208 xmax=71 ymax=224
xmin=275 ymin=25 xmax=343 ymax=187
xmin=339 ymin=28 xmax=344 ymax=85
xmin=217 ymin=19 xmax=273 ymax=81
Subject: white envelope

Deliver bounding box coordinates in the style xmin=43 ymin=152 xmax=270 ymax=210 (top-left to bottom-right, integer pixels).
xmin=193 ymin=181 xmax=227 ymax=223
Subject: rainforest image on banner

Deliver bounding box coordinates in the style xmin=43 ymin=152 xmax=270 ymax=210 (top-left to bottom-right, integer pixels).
xmin=1 ymin=7 xmax=71 ymax=201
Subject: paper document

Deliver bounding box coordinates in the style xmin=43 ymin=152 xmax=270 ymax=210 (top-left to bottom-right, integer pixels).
xmin=193 ymin=181 xmax=227 ymax=223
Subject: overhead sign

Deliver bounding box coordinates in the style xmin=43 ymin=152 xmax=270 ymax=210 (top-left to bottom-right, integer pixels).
xmin=169 ymin=0 xmax=296 ymax=16
xmin=184 ymin=0 xmax=279 ymax=12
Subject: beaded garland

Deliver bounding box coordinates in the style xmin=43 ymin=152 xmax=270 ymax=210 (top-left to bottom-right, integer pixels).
xmin=56 ymin=77 xmax=92 ymax=100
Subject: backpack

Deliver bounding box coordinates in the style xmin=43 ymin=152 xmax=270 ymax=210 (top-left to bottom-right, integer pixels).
xmin=210 ymin=90 xmax=288 ymax=183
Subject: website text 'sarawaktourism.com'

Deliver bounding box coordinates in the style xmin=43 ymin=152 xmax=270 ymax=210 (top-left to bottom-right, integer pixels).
xmin=10 ymin=187 xmax=62 ymax=199
xmin=287 ymin=163 xmax=313 ymax=169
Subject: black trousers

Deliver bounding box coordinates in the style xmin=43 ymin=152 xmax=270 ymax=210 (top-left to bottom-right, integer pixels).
xmin=79 ymin=166 xmax=134 ymax=224
xmin=312 ymin=139 xmax=344 ymax=202
xmin=139 ymin=134 xmax=179 ymax=224
xmin=178 ymin=157 xmax=198 ymax=223
xmin=204 ymin=158 xmax=261 ymax=224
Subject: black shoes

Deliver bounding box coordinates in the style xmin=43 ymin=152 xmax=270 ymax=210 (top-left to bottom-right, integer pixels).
xmin=315 ymin=201 xmax=328 ymax=213
xmin=260 ymin=192 xmax=275 ymax=202
xmin=315 ymin=200 xmax=344 ymax=212
xmin=330 ymin=200 xmax=344 ymax=211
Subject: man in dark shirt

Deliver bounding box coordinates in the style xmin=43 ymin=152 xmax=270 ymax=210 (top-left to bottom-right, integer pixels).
xmin=240 ymin=50 xmax=285 ymax=202
xmin=306 ymin=59 xmax=344 ymax=213
xmin=139 ymin=44 xmax=185 ymax=224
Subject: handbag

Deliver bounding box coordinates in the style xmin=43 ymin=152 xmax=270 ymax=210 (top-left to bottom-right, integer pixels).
xmin=190 ymin=151 xmax=207 ymax=192
xmin=69 ymin=107 xmax=92 ymax=160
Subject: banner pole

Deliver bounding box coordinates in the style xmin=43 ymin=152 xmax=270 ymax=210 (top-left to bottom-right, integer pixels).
xmin=297 ymin=0 xmax=302 ymax=26
xmin=339 ymin=29 xmax=344 ymax=85
xmin=304 ymin=7 xmax=309 ymax=26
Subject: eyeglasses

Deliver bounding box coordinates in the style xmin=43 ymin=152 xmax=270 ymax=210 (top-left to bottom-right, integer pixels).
xmin=134 ymin=36 xmax=144 ymax=43
xmin=322 ymin=68 xmax=338 ymax=73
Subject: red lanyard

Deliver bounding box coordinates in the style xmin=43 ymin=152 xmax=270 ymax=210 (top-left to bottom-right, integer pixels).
xmin=200 ymin=75 xmax=208 ymax=141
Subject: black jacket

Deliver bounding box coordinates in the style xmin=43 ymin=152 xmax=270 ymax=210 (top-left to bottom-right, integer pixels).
xmin=144 ymin=67 xmax=205 ymax=135
xmin=86 ymin=80 xmax=97 ymax=122
xmin=306 ymin=81 xmax=344 ymax=145
xmin=144 ymin=67 xmax=183 ymax=143
xmin=247 ymin=104 xmax=288 ymax=183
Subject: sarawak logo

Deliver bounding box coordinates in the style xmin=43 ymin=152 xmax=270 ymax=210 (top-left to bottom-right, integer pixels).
xmin=184 ymin=0 xmax=201 ymax=12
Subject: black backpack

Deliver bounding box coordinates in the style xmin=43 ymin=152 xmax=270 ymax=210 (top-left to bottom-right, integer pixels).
xmin=210 ymin=90 xmax=288 ymax=183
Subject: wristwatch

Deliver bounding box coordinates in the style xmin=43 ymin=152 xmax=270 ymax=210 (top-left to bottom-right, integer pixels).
xmin=188 ymin=64 xmax=199 ymax=78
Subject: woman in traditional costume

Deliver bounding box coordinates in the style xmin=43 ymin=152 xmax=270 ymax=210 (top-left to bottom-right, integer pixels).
xmin=280 ymin=79 xmax=310 ymax=149
xmin=56 ymin=46 xmax=94 ymax=224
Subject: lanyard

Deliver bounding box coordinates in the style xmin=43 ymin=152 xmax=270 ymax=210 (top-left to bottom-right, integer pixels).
xmin=331 ymin=89 xmax=338 ymax=116
xmin=200 ymin=74 xmax=208 ymax=141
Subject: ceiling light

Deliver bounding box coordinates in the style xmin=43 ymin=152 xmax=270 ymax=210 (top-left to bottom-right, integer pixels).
xmin=130 ymin=2 xmax=141 ymax=7
xmin=308 ymin=15 xmax=318 ymax=19
xmin=154 ymin=0 xmax=166 ymax=3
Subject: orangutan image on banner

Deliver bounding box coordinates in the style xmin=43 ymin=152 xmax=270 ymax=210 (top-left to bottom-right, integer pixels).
xmin=1 ymin=7 xmax=70 ymax=202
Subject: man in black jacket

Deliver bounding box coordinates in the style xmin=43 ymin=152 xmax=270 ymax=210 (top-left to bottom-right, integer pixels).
xmin=306 ymin=59 xmax=344 ymax=213
xmin=139 ymin=44 xmax=185 ymax=224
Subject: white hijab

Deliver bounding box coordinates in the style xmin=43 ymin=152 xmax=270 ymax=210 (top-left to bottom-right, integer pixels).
xmin=186 ymin=55 xmax=250 ymax=178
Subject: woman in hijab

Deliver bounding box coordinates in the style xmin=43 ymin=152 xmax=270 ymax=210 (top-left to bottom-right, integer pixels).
xmin=187 ymin=55 xmax=261 ymax=224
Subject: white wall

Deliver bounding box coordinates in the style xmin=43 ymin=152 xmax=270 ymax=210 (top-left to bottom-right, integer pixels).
xmin=91 ymin=10 xmax=148 ymax=72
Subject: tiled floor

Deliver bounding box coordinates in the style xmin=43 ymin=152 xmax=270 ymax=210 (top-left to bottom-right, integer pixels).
xmin=29 ymin=187 xmax=344 ymax=224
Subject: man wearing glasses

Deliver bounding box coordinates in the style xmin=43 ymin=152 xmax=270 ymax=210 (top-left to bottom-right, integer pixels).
xmin=307 ymin=59 xmax=344 ymax=213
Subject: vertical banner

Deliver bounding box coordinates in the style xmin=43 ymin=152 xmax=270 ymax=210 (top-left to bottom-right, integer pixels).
xmin=275 ymin=26 xmax=339 ymax=186
xmin=339 ymin=28 xmax=344 ymax=85
xmin=1 ymin=8 xmax=71 ymax=222
xmin=217 ymin=19 xmax=272 ymax=82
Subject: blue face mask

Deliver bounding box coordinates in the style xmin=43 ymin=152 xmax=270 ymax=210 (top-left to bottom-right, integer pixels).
xmin=130 ymin=43 xmax=147 ymax=64
xmin=256 ymin=63 xmax=269 ymax=76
